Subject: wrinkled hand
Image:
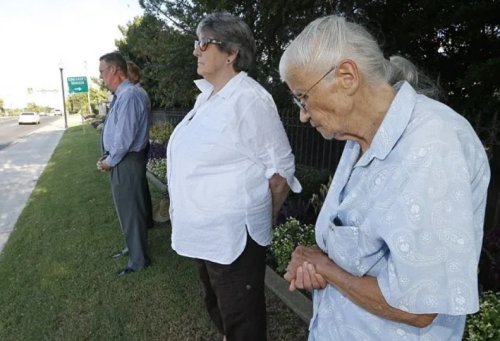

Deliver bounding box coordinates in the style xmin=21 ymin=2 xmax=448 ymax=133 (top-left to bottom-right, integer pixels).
xmin=284 ymin=245 xmax=328 ymax=291
xmin=290 ymin=262 xmax=327 ymax=291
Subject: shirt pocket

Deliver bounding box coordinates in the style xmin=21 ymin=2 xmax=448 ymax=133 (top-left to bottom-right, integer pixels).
xmin=325 ymin=223 xmax=363 ymax=275
xmin=325 ymin=221 xmax=386 ymax=277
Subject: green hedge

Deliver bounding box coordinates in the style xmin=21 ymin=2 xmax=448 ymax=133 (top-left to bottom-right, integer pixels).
xmin=147 ymin=158 xmax=166 ymax=181
xmin=270 ymin=218 xmax=315 ymax=275
xmin=150 ymin=121 xmax=174 ymax=144
xmin=293 ymin=164 xmax=330 ymax=201
xmin=464 ymin=290 xmax=500 ymax=340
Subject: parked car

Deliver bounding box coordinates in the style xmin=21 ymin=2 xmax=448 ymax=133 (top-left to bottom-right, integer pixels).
xmin=18 ymin=112 xmax=41 ymax=125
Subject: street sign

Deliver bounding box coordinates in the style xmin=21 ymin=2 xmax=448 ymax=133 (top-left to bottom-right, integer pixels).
xmin=67 ymin=76 xmax=89 ymax=94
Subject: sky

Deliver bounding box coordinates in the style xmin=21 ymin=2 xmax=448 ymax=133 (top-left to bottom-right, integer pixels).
xmin=0 ymin=0 xmax=145 ymax=109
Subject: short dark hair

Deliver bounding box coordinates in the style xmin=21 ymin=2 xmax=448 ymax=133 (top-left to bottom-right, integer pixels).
xmin=99 ymin=52 xmax=127 ymax=75
xmin=197 ymin=12 xmax=256 ymax=72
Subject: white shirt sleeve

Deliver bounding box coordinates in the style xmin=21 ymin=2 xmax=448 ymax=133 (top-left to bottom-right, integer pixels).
xmin=235 ymin=95 xmax=301 ymax=193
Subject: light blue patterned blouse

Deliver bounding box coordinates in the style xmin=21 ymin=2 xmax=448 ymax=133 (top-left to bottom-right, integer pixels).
xmin=309 ymin=82 xmax=490 ymax=340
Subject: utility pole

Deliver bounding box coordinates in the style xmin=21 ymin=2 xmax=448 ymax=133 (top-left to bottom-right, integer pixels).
xmin=83 ymin=61 xmax=92 ymax=115
xmin=58 ymin=61 xmax=68 ymax=129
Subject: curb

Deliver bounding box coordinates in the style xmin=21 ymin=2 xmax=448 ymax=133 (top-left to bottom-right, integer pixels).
xmin=146 ymin=171 xmax=166 ymax=192
xmin=265 ymin=265 xmax=312 ymax=324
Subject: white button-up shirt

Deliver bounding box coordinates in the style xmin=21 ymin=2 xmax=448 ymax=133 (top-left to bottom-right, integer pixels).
xmin=309 ymin=82 xmax=490 ymax=340
xmin=167 ymin=72 xmax=301 ymax=264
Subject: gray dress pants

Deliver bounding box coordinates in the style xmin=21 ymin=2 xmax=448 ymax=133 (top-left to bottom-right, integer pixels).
xmin=110 ymin=150 xmax=152 ymax=270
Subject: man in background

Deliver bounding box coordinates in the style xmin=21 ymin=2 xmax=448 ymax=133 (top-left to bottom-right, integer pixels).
xmin=127 ymin=60 xmax=155 ymax=229
xmin=127 ymin=60 xmax=169 ymax=225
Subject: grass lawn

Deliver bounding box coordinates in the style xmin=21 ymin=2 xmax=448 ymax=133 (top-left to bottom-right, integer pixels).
xmin=0 ymin=125 xmax=308 ymax=340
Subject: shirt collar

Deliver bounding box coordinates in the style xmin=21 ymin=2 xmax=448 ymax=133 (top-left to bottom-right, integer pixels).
xmin=114 ymin=79 xmax=132 ymax=96
xmin=194 ymin=72 xmax=247 ymax=99
xmin=357 ymin=81 xmax=416 ymax=166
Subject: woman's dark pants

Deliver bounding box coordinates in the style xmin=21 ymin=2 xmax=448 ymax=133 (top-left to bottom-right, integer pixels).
xmin=195 ymin=235 xmax=267 ymax=341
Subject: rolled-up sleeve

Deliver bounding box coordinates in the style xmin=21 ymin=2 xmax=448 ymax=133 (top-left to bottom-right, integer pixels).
xmin=237 ymin=96 xmax=301 ymax=193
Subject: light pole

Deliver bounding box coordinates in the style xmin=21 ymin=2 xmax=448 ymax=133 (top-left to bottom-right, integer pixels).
xmin=58 ymin=61 xmax=68 ymax=129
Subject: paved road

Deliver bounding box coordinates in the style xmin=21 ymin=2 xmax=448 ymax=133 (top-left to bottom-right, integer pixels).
xmin=0 ymin=115 xmax=80 ymax=253
xmin=0 ymin=116 xmax=60 ymax=150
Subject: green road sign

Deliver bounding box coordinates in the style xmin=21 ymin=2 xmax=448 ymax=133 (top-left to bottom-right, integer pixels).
xmin=67 ymin=76 xmax=89 ymax=93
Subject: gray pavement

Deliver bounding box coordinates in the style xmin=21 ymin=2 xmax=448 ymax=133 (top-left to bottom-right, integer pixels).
xmin=0 ymin=115 xmax=82 ymax=253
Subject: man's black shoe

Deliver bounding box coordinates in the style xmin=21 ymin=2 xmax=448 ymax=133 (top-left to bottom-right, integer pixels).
xmin=111 ymin=249 xmax=129 ymax=259
xmin=116 ymin=267 xmax=135 ymax=277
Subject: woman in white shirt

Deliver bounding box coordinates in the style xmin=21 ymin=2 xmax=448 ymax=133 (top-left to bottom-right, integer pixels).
xmin=166 ymin=12 xmax=301 ymax=341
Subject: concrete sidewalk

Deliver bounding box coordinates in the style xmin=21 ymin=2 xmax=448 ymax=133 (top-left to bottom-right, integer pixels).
xmin=0 ymin=115 xmax=82 ymax=253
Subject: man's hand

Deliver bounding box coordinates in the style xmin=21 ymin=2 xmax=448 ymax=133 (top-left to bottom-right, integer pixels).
xmin=96 ymin=158 xmax=111 ymax=172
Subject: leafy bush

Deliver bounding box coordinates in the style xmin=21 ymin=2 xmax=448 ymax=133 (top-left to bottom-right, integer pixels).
xmin=271 ymin=173 xmax=332 ymax=274
xmin=479 ymin=225 xmax=500 ymax=292
xmin=464 ymin=291 xmax=500 ymax=341
xmin=276 ymin=198 xmax=316 ymax=227
xmin=270 ymin=218 xmax=315 ymax=275
xmin=293 ymin=164 xmax=331 ymax=201
xmin=150 ymin=121 xmax=174 ymax=144
xmin=147 ymin=122 xmax=171 ymax=184
xmin=310 ymin=176 xmax=332 ymax=216
xmin=275 ymin=173 xmax=332 ymax=227
xmin=147 ymin=158 xmax=166 ymax=182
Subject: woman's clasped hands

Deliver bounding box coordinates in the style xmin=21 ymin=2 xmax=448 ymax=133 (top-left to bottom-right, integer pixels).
xmin=284 ymin=245 xmax=329 ymax=292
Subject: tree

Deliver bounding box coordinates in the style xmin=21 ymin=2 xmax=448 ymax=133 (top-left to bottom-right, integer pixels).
xmin=130 ymin=0 xmax=498 ymax=121
xmin=25 ymin=103 xmax=51 ymax=113
xmin=89 ymin=83 xmax=110 ymax=114
xmin=136 ymin=0 xmax=339 ymax=109
xmin=0 ymin=97 xmax=4 ymax=114
xmin=116 ymin=14 xmax=199 ymax=109
xmin=335 ymin=0 xmax=500 ymax=122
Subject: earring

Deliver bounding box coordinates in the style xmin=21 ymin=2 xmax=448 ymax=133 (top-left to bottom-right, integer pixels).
xmin=227 ymin=59 xmax=231 ymax=63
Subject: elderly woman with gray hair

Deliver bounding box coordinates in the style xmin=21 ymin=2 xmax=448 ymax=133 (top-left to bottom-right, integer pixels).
xmin=166 ymin=12 xmax=301 ymax=341
xmin=280 ymin=15 xmax=490 ymax=340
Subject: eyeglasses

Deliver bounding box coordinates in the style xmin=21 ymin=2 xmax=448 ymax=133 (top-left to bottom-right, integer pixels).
xmin=292 ymin=65 xmax=337 ymax=112
xmin=194 ymin=37 xmax=223 ymax=52
xmin=99 ymin=65 xmax=112 ymax=75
